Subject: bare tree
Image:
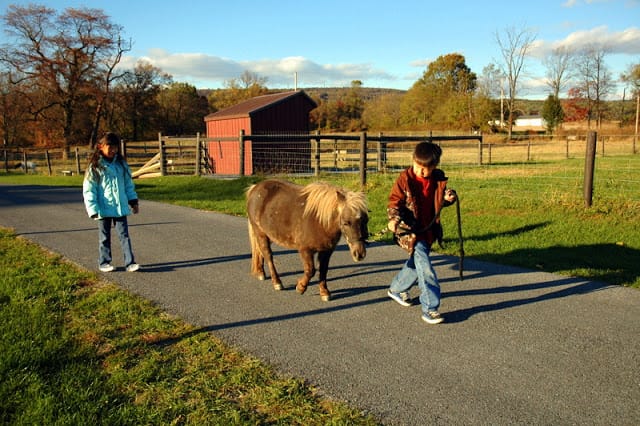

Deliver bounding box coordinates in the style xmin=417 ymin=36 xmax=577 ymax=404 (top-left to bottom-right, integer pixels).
xmin=621 ymin=62 xmax=640 ymax=146
xmin=112 ymin=61 xmax=173 ymax=141
xmin=239 ymin=70 xmax=268 ymax=90
xmin=0 ymin=4 xmax=129 ymax=155
xmin=495 ymin=25 xmax=537 ymax=139
xmin=575 ymin=45 xmax=613 ymax=129
xmin=543 ymin=46 xmax=574 ymax=98
xmin=479 ymin=63 xmax=505 ymax=99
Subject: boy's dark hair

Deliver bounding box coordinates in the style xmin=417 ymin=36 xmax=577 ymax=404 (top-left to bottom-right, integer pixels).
xmin=413 ymin=142 xmax=442 ymax=168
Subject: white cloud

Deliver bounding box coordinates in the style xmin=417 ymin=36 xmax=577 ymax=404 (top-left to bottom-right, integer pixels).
xmin=119 ymin=50 xmax=396 ymax=89
xmin=409 ymin=58 xmax=433 ymax=68
xmin=562 ymin=0 xmax=615 ymax=7
xmin=530 ymin=26 xmax=640 ymax=57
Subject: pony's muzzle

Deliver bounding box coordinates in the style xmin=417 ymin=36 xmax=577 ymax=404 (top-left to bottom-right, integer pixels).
xmin=349 ymin=241 xmax=367 ymax=262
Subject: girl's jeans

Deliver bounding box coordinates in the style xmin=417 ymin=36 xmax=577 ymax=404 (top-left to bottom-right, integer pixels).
xmin=389 ymin=240 xmax=441 ymax=313
xmin=98 ymin=216 xmax=135 ymax=267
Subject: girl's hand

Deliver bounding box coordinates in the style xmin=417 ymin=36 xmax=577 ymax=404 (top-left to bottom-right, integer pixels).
xmin=132 ymin=204 xmax=139 ymax=214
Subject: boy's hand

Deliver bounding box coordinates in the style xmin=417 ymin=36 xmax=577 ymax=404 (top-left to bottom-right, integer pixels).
xmin=444 ymin=189 xmax=457 ymax=203
xmin=387 ymin=220 xmax=399 ymax=233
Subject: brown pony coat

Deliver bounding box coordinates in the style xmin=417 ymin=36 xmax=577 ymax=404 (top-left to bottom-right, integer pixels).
xmin=246 ymin=179 xmax=368 ymax=301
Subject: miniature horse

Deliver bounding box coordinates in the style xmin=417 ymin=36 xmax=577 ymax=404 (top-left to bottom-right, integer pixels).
xmin=246 ymin=179 xmax=368 ymax=301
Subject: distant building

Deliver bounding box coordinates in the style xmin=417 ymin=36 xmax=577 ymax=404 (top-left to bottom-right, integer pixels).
xmin=514 ymin=115 xmax=546 ymax=129
xmin=204 ymin=91 xmax=317 ymax=175
xmin=489 ymin=115 xmax=547 ymax=131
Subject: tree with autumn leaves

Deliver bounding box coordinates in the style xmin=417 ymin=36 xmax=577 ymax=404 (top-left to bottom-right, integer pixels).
xmin=0 ymin=4 xmax=208 ymax=150
xmin=0 ymin=4 xmax=130 ymax=154
xmin=400 ymin=53 xmax=477 ymax=130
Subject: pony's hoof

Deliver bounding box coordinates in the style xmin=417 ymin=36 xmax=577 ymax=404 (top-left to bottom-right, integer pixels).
xmin=296 ymin=284 xmax=307 ymax=295
xmin=273 ymin=283 xmax=283 ymax=291
xmin=321 ymin=294 xmax=331 ymax=302
xmin=257 ymin=275 xmax=265 ymax=281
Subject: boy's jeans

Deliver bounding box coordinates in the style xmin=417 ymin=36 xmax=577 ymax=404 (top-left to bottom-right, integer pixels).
xmin=98 ymin=216 xmax=135 ymax=267
xmin=389 ymin=240 xmax=441 ymax=313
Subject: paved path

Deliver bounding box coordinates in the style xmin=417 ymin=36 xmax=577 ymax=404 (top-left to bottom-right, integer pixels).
xmin=1 ymin=184 xmax=638 ymax=425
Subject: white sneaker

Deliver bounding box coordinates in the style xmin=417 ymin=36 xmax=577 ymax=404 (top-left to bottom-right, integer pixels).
xmin=388 ymin=290 xmax=412 ymax=307
xmin=422 ymin=311 xmax=444 ymax=325
xmin=99 ymin=264 xmax=114 ymax=272
xmin=126 ymin=263 xmax=140 ymax=272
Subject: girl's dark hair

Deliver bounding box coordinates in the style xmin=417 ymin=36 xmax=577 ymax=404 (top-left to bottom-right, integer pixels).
xmin=87 ymin=132 xmax=129 ymax=180
xmin=413 ymin=141 xmax=442 ymax=168
xmin=101 ymin=132 xmax=121 ymax=146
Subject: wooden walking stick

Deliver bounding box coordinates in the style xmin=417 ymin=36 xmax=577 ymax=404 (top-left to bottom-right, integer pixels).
xmin=455 ymin=197 xmax=464 ymax=280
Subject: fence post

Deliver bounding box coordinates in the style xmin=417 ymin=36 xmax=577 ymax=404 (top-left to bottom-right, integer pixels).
xmin=313 ymin=130 xmax=320 ymax=177
xmin=21 ymin=151 xmax=27 ymax=174
xmin=359 ymin=132 xmax=367 ymax=188
xmin=566 ymin=137 xmax=570 ymax=159
xmin=45 ymin=150 xmax=52 ymax=175
xmin=239 ymin=129 xmax=245 ymax=176
xmin=75 ymin=147 xmax=81 ymax=175
xmin=195 ymin=132 xmax=201 ymax=176
xmin=527 ymin=140 xmax=531 ymax=161
xmin=478 ymin=139 xmax=483 ymax=165
xmin=377 ymin=132 xmax=386 ymax=172
xmin=583 ymin=131 xmax=597 ymax=208
xmin=158 ymin=133 xmax=166 ymax=176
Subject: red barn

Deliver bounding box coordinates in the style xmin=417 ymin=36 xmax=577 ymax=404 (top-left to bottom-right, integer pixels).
xmin=204 ymin=90 xmax=317 ymax=175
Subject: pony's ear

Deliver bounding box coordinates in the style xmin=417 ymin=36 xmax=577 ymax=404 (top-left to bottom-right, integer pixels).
xmin=334 ymin=190 xmax=346 ymax=214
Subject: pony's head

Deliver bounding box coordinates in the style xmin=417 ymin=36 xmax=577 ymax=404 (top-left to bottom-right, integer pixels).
xmin=303 ymin=182 xmax=368 ymax=262
xmin=338 ymin=191 xmax=369 ymax=261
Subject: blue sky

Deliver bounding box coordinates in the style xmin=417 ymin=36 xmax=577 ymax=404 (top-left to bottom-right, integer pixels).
xmin=2 ymin=0 xmax=639 ymax=99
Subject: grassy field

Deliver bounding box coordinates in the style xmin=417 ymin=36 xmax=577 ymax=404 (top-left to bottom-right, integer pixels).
xmin=0 ymin=229 xmax=378 ymax=425
xmin=1 ymin=154 xmax=638 ymax=423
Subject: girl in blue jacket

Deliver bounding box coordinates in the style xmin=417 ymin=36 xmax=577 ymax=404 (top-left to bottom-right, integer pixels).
xmin=83 ymin=132 xmax=140 ymax=272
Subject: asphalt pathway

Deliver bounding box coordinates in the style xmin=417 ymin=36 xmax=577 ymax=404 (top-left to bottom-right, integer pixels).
xmin=1 ymin=184 xmax=638 ymax=425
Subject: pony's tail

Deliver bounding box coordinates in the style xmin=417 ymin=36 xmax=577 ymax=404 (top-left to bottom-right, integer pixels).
xmin=247 ymin=219 xmax=257 ymax=256
xmin=247 ymin=219 xmax=265 ymax=280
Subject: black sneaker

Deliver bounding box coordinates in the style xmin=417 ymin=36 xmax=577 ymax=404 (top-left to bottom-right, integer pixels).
xmin=387 ymin=290 xmax=412 ymax=307
xmin=421 ymin=311 xmax=444 ymax=325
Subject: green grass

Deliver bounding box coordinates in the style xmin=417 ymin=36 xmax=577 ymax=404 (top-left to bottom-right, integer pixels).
xmin=0 ymin=229 xmax=378 ymax=425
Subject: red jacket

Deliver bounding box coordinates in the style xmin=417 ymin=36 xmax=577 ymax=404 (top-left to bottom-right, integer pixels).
xmin=387 ymin=167 xmax=451 ymax=247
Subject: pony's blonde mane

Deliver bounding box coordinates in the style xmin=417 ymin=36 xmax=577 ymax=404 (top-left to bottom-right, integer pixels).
xmin=301 ymin=182 xmax=368 ymax=229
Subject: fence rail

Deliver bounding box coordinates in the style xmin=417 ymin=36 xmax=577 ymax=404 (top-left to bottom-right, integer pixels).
xmin=2 ymin=132 xmax=638 ymax=181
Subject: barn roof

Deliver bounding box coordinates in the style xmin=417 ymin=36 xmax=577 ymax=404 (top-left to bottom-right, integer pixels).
xmin=204 ymin=90 xmax=317 ymax=121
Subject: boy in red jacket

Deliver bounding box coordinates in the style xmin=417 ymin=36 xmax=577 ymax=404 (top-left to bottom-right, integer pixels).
xmin=386 ymin=142 xmax=457 ymax=324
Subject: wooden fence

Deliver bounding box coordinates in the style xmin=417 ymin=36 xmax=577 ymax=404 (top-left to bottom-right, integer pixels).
xmin=2 ymin=132 xmax=638 ymax=184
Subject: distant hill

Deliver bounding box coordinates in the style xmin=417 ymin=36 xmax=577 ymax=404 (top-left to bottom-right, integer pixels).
xmin=198 ymin=87 xmax=632 ymax=121
xmin=197 ymin=87 xmax=406 ymax=103
xmin=301 ymin=87 xmax=406 ymax=102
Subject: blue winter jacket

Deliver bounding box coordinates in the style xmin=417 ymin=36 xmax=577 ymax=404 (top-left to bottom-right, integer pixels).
xmin=83 ymin=155 xmax=138 ymax=219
